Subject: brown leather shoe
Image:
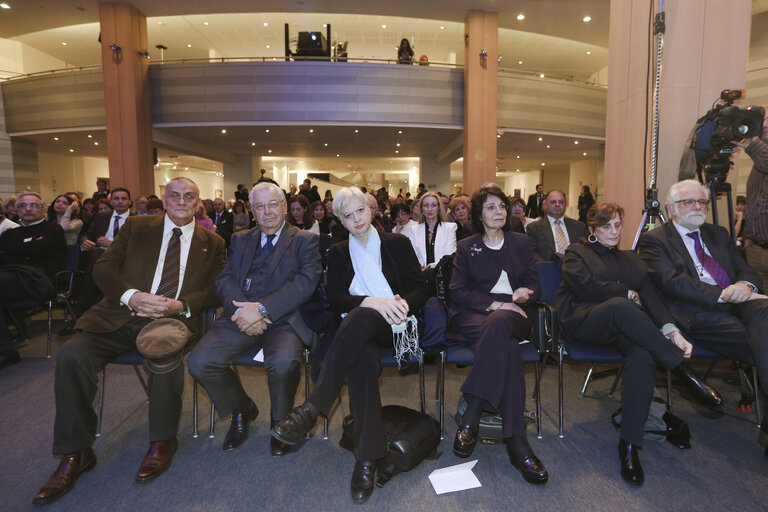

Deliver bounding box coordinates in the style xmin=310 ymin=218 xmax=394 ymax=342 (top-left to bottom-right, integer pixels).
xmin=33 ymin=448 xmax=97 ymax=505
xmin=135 ymin=438 xmax=178 ymax=483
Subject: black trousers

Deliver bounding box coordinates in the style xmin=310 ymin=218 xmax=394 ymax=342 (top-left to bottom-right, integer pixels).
xmin=0 ymin=270 xmax=47 ymax=352
xmin=188 ymin=318 xmax=303 ymax=422
xmin=685 ymin=299 xmax=768 ymax=399
xmin=52 ymin=317 xmax=183 ymax=455
xmin=308 ymin=308 xmax=392 ymax=462
xmin=453 ymin=308 xmax=533 ymax=438
xmin=73 ymin=248 xmax=104 ymax=317
xmin=571 ymin=298 xmax=684 ymax=446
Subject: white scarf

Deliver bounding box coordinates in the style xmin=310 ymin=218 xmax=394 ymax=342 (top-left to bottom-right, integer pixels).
xmin=348 ymin=226 xmax=421 ymax=367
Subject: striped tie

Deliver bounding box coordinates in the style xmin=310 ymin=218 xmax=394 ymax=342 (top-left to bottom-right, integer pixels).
xmin=112 ymin=216 xmax=120 ymax=239
xmin=686 ymin=232 xmax=731 ymax=289
xmin=554 ymin=219 xmax=568 ymax=254
xmin=156 ymin=228 xmax=182 ymax=298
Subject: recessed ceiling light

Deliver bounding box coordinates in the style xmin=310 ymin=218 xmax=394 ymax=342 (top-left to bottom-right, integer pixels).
xmin=69 ymin=149 xmax=74 ymax=153
xmin=516 ymin=155 xmax=520 ymax=159
xmin=0 ymin=3 xmax=11 ymax=9
xmin=336 ymin=154 xmax=340 ymax=157
xmin=221 ymin=129 xmax=227 ymax=134
xmin=62 ymin=42 xmax=67 ymax=46
xmin=203 ymin=21 xmax=209 ymax=26
xmin=323 ymin=23 xmax=327 ymax=28
xmin=382 ymin=24 xmax=387 ymax=29
xmin=324 ymin=143 xmax=328 ymax=146
xmin=396 ymin=143 xmax=401 ymax=147
xmin=586 ymin=51 xmax=591 ymax=55
xmin=54 ymin=137 xmax=59 ymax=141
xmin=516 ymin=14 xmax=525 ymax=21
xmin=309 ymin=129 xmax=314 ymax=133
xmin=518 ymin=60 xmax=523 ymax=65
xmin=264 ymin=22 xmax=269 ymax=27
xmin=94 ymin=142 xmax=99 ymax=146
xmin=395 ymin=150 xmax=399 ymax=154
xmin=266 ymin=45 xmax=270 ymax=49
xmin=268 ymin=149 xmax=272 ymax=153
xmin=251 ymin=142 xmax=256 ymax=146
xmin=541 ymin=162 xmax=545 ymax=166
xmin=398 ymin=130 xmax=403 ymax=134
xmin=157 ymin=21 xmax=164 ymax=25
xmin=265 ymin=129 xmax=270 ymax=133
xmin=87 ymin=134 xmax=92 ymax=138
xmin=574 ymin=140 xmax=579 ymax=144
xmin=539 ymin=73 xmax=545 ymax=78
xmin=583 ymin=16 xmax=592 ymax=22
xmin=440 ymin=26 xmax=445 ymax=30
xmin=583 ymin=152 xmax=588 ymax=156
xmin=187 ymin=44 xmax=192 ymax=48
xmin=185 ymin=167 xmax=189 ymax=171
xmin=538 ymin=137 xmax=543 ymax=141
xmin=497 ymin=134 xmax=501 ymax=138
xmin=516 ymin=169 xmax=520 ymax=172
xmin=354 ymin=129 xmax=359 ymax=133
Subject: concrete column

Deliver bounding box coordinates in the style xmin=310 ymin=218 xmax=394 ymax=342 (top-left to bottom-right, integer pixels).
xmin=421 ymin=154 xmax=451 ymax=196
xmin=462 ymin=10 xmax=498 ymax=194
xmin=99 ymin=3 xmax=154 ymax=197
xmin=223 ymin=154 xmax=256 ymax=202
xmin=604 ymin=0 xmax=751 ymax=247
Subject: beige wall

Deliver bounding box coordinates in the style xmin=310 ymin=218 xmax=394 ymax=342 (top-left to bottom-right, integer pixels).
xmin=0 ymin=38 xmax=68 ymax=77
xmin=569 ymin=159 xmax=601 ymax=210
xmin=38 ymin=152 xmax=108 ymax=200
xmin=503 ymin=170 xmax=540 ymax=201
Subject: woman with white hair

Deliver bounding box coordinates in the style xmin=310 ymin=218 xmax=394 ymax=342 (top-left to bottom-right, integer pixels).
xmin=272 ymin=186 xmax=428 ymax=504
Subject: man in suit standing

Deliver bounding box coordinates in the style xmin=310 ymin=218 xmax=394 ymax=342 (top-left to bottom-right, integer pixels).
xmin=526 ymin=190 xmax=586 ymax=261
xmin=33 ymin=178 xmax=225 ymax=505
xmin=188 ymin=182 xmax=321 ymax=457
xmin=212 ymin=198 xmax=233 ymax=247
xmin=638 ymin=179 xmax=768 ymax=448
xmin=524 ymin=184 xmax=545 ymax=219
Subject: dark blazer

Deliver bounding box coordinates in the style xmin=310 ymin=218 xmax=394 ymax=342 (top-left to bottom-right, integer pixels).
xmin=0 ymin=220 xmax=66 ymax=278
xmin=76 ymin=215 xmax=225 ymax=338
xmin=213 ymin=210 xmax=234 ymax=244
xmin=638 ymin=221 xmax=762 ymax=329
xmin=526 ymin=216 xmax=586 ymax=262
xmin=216 ymin=223 xmax=321 ymax=344
xmin=85 ymin=211 xmax=132 ymax=241
xmin=326 ymin=231 xmax=428 ymax=316
xmin=555 ymin=242 xmax=674 ymax=335
xmin=524 ymin=192 xmax=544 ymax=219
xmin=449 ymin=231 xmax=540 ymax=318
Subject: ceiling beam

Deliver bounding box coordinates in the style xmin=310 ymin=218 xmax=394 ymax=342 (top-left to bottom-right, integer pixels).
xmin=152 ymin=129 xmax=237 ymax=163
xmin=437 ymin=132 xmax=463 ymax=164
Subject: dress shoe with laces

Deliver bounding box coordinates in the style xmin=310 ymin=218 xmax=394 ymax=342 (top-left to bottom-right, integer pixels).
xmin=618 ymin=439 xmax=644 ymax=486
xmin=135 ymin=438 xmax=178 ymax=483
xmin=350 ymin=461 xmax=376 ymax=503
xmin=507 ymin=445 xmax=548 ymax=485
xmin=453 ymin=425 xmax=478 ymax=458
xmin=271 ymin=402 xmax=319 ymax=445
xmin=673 ymin=364 xmax=723 ymax=407
xmin=223 ymin=402 xmax=259 ymax=451
xmin=33 ymin=447 xmax=96 ymax=505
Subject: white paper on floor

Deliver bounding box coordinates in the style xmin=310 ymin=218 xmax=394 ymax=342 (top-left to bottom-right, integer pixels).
xmin=428 ymin=460 xmax=482 ymax=495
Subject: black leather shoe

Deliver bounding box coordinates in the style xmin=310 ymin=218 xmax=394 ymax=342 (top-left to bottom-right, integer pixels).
xmin=33 ymin=448 xmax=96 ymax=505
xmin=350 ymin=461 xmax=376 ymax=504
xmin=618 ymin=439 xmax=644 ymax=486
xmin=758 ymin=418 xmax=768 ymax=457
xmin=673 ymin=364 xmax=723 ymax=407
xmin=0 ymin=350 xmax=20 ymax=371
xmin=270 ymin=436 xmax=291 ymax=457
xmin=222 ymin=402 xmax=259 ymax=451
xmin=453 ymin=425 xmax=478 ymax=458
xmin=507 ymin=445 xmax=548 ymax=484
xmin=271 ymin=403 xmax=319 ymax=445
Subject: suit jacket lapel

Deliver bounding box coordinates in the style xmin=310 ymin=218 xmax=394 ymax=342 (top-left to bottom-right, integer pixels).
xmin=240 ymin=229 xmax=262 ymax=283
xmin=542 ymin=220 xmax=556 ymax=254
xmin=663 ymin=222 xmax=699 ymax=277
xmin=700 ymin=225 xmax=732 ymax=276
xmin=267 ymin=225 xmax=295 ymax=278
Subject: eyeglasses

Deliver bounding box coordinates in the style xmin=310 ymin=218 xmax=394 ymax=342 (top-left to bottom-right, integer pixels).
xmin=253 ymin=200 xmax=282 ymax=211
xmin=482 ymin=203 xmax=507 ymax=212
xmin=167 ymin=192 xmax=198 ymax=202
xmin=675 ymin=199 xmax=709 ymax=208
xmin=17 ymin=203 xmax=43 ymax=210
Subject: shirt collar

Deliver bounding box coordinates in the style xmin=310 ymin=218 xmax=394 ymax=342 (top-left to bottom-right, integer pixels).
xmin=672 ymin=219 xmax=700 ymax=238
xmin=163 ymin=214 xmax=196 ymax=239
xmin=21 ymin=218 xmax=45 ymax=227
xmin=547 ymin=215 xmax=564 ymax=226
xmin=262 ymin=221 xmax=285 ymax=243
xmin=113 ymin=210 xmax=130 ymax=220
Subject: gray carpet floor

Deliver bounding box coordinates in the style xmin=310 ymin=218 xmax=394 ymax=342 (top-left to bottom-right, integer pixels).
xmin=1 ymin=309 xmax=766 ymax=512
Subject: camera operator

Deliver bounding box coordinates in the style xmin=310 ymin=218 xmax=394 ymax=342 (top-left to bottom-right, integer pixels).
xmin=736 ymin=111 xmax=768 ymax=285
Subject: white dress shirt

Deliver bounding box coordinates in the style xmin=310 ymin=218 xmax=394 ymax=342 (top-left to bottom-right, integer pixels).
xmin=107 ymin=210 xmax=131 ymax=241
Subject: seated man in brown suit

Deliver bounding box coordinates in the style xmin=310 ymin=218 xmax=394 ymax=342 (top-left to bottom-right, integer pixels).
xmin=33 ymin=177 xmax=225 ymax=505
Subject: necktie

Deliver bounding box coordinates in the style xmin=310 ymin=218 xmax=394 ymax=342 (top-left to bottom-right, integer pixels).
xmin=215 ymin=213 xmax=221 ymax=226
xmin=112 ymin=216 xmax=120 ymax=239
xmin=554 ymin=219 xmax=568 ymax=254
xmin=263 ymin=234 xmax=276 ymax=255
xmin=156 ymin=228 xmax=182 ymax=298
xmin=686 ymin=232 xmax=731 ymax=288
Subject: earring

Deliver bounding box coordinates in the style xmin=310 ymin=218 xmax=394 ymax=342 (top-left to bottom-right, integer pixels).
xmin=588 ymin=233 xmax=597 ymax=243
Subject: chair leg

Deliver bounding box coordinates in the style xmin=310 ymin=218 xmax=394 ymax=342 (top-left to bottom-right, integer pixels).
xmin=46 ymin=300 xmax=53 ymax=358
xmin=419 ymin=361 xmax=425 ymax=413
xmin=7 ymin=310 xmax=29 ymax=340
xmin=209 ymin=402 xmax=215 ymax=438
xmin=193 ymin=379 xmax=199 ymax=438
xmin=535 ymin=360 xmax=542 ymax=439
xmin=558 ymin=346 xmax=564 ymax=438
xmin=96 ymin=368 xmax=106 ymax=437
xmin=608 ymin=367 xmax=623 ymax=398
xmin=323 ymin=417 xmax=329 ymax=440
xmin=132 ymin=366 xmax=149 ymax=397
xmin=579 ymin=364 xmax=595 ymax=397
xmin=753 ymin=366 xmax=762 ymax=428
xmin=439 ymin=350 xmax=446 ymax=440
xmin=304 ymin=348 xmax=310 ymax=401
xmin=666 ymin=369 xmax=673 ymax=410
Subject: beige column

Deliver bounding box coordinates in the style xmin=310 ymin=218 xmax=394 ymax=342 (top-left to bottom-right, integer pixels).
xmin=99 ymin=3 xmax=154 ymax=196
xmin=604 ymin=0 xmax=751 ymax=248
xmin=462 ymin=10 xmax=498 ymax=194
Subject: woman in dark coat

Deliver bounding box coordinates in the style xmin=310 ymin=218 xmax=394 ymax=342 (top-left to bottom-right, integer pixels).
xmin=577 ymin=185 xmax=596 ymax=223
xmin=555 ymin=201 xmax=691 ymax=486
xmin=272 ymin=186 xmax=428 ymax=504
xmin=448 ymin=184 xmax=548 ymax=485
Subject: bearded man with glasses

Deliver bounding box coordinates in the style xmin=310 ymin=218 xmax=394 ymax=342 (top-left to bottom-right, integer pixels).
xmin=0 ymin=191 xmax=66 ymax=370
xmin=638 ymin=179 xmax=768 ymax=457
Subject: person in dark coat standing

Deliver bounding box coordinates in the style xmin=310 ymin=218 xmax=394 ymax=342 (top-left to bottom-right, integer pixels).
xmin=448 ymin=184 xmax=548 ymax=485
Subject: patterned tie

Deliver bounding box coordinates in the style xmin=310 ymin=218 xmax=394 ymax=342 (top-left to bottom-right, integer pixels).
xmin=686 ymin=232 xmax=731 ymax=288
xmin=112 ymin=216 xmax=120 ymax=239
xmin=554 ymin=219 xmax=568 ymax=254
xmin=156 ymin=228 xmax=182 ymax=298
xmin=263 ymin=233 xmax=276 ymax=255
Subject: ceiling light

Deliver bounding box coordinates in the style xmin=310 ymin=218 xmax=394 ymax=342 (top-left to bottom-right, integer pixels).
xmin=264 ymin=22 xmax=269 ymax=27
xmin=323 ymin=24 xmax=327 ymax=28
xmin=583 ymin=152 xmax=588 ymax=156
xmin=324 ymin=143 xmax=328 ymax=146
xmin=546 ymin=145 xmax=551 ymax=148
xmin=518 ymin=60 xmax=523 ymax=65
xmin=541 ymin=162 xmax=545 ymax=166
xmin=69 ymin=149 xmax=74 ymax=152
xmin=382 ymin=24 xmax=387 ymax=29
xmin=336 ymin=154 xmax=340 ymax=157
xmin=87 ymin=134 xmax=92 ymax=138
xmin=94 ymin=142 xmax=99 ymax=146
xmin=187 ymin=44 xmax=192 ymax=48
xmin=517 ymin=14 xmax=525 ymax=21
xmin=173 ymin=165 xmax=177 ymax=169
xmin=203 ymin=21 xmax=209 ymax=26
xmin=516 ymin=169 xmax=520 ymax=172
xmin=62 ymin=42 xmax=67 ymax=46
xmin=265 ymin=129 xmax=270 ymax=133
xmin=396 ymin=143 xmax=401 ymax=147
xmin=54 ymin=137 xmax=59 ymax=141
xmin=516 ymin=155 xmax=520 ymax=159
xmin=586 ymin=51 xmax=591 ymax=55
xmin=251 ymin=142 xmax=256 ymax=146
xmin=309 ymin=129 xmax=314 ymax=133
xmin=266 ymin=45 xmax=270 ymax=49
xmin=398 ymin=130 xmax=403 ymax=134
xmin=440 ymin=26 xmax=445 ymax=30
xmin=268 ymin=149 xmax=272 ymax=153
xmin=395 ymin=150 xmax=399 ymax=154
xmin=497 ymin=135 xmax=501 ymax=138
xmin=539 ymin=73 xmax=545 ymax=78
xmin=185 ymin=167 xmax=189 ymax=171
xmin=538 ymin=137 xmax=543 ymax=141
xmin=0 ymin=3 xmax=10 ymax=9
xmin=583 ymin=16 xmax=592 ymax=22
xmin=354 ymin=129 xmax=359 ymax=133
xmin=157 ymin=21 xmax=164 ymax=25
xmin=574 ymin=140 xmax=579 ymax=144
xmin=221 ymin=129 xmax=227 ymax=134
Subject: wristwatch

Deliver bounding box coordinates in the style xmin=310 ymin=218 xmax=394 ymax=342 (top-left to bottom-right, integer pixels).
xmin=628 ymin=291 xmax=639 ymax=304
xmin=258 ymin=303 xmax=271 ymax=321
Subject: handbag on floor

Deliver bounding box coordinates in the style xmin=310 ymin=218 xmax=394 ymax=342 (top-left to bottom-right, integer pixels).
xmin=611 ymin=390 xmax=691 ymax=449
xmin=339 ymin=405 xmax=442 ymax=487
xmin=454 ymin=395 xmax=536 ymax=444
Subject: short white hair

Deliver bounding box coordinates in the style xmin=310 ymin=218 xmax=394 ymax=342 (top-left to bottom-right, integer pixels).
xmin=333 ymin=187 xmax=368 ymax=219
xmin=250 ymin=182 xmax=284 ymax=205
xmin=665 ymin=179 xmax=710 ymax=208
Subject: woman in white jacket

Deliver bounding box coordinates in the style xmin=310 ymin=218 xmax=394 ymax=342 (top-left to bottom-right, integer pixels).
xmin=403 ymin=191 xmax=457 ymax=269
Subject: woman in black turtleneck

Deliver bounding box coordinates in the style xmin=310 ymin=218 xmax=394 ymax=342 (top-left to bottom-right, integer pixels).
xmin=554 ymin=202 xmax=691 ymax=487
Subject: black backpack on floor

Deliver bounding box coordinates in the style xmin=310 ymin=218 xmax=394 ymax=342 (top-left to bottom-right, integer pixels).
xmin=339 ymin=405 xmax=442 ymax=487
